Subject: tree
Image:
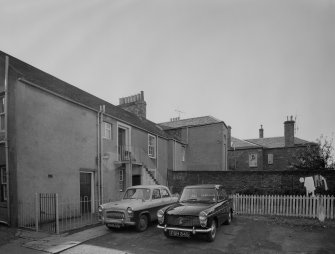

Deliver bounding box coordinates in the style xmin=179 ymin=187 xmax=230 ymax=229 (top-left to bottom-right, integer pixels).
xmin=294 ymin=135 xmax=334 ymax=170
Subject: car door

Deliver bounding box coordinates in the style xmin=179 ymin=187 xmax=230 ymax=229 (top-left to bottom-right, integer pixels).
xmin=217 ymin=187 xmax=229 ymax=224
xmin=149 ymin=188 xmax=162 ymax=220
xmin=160 ymin=187 xmax=173 ymax=206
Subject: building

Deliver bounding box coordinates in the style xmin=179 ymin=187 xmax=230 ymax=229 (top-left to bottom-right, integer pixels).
xmin=160 ymin=116 xmax=229 ymax=171
xmin=228 ymin=117 xmax=316 ymax=170
xmin=0 ymin=51 xmax=185 ymax=226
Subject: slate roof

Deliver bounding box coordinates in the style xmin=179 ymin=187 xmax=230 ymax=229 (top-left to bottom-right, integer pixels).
xmin=231 ymin=137 xmax=261 ymax=149
xmin=246 ymin=137 xmax=313 ymax=148
xmin=1 ymin=51 xmax=175 ymax=140
xmin=231 ymin=136 xmax=314 ymax=149
xmin=159 ymin=116 xmax=223 ymax=129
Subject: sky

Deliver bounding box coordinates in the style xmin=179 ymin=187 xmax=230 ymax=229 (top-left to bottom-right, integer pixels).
xmin=0 ymin=0 xmax=334 ymax=142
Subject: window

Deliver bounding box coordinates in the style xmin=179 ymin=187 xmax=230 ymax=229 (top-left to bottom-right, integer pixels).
xmin=119 ymin=168 xmax=125 ymax=192
xmin=103 ymin=122 xmax=112 ymax=139
xmin=268 ymin=154 xmax=273 ymax=165
xmin=249 ymin=153 xmax=257 ymax=167
xmin=0 ymin=167 xmax=7 ymax=202
xmin=148 ymin=134 xmax=156 ymax=158
xmin=218 ymin=188 xmax=228 ymax=201
xmin=0 ymin=96 xmax=5 ymax=131
xmin=160 ymin=188 xmax=171 ymax=198
xmin=152 ymin=189 xmax=161 ymax=199
xmin=181 ymin=146 xmax=186 ymax=162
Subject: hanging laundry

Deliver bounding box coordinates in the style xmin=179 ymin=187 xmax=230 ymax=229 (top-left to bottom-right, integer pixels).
xmin=314 ymin=175 xmax=321 ymax=187
xmin=320 ymin=176 xmax=328 ymax=191
xmin=304 ymin=176 xmax=315 ymax=197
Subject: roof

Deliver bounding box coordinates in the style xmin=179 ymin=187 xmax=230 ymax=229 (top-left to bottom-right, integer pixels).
xmin=246 ymin=137 xmax=313 ymax=148
xmin=231 ymin=137 xmax=261 ymax=149
xmin=184 ymin=184 xmax=222 ymax=189
xmin=1 ymin=51 xmax=176 ymax=140
xmin=232 ymin=136 xmax=315 ymax=149
xmin=128 ymin=185 xmax=168 ymax=189
xmin=159 ymin=116 xmax=223 ymax=129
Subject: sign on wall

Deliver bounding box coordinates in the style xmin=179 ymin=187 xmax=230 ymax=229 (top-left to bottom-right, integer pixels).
xmin=249 ymin=153 xmax=257 ymax=167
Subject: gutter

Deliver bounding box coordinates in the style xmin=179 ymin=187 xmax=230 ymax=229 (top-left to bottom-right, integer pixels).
xmin=4 ymin=56 xmax=10 ymax=224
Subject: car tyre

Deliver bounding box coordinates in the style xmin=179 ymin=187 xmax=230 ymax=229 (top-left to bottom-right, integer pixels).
xmin=224 ymin=210 xmax=232 ymax=225
xmin=206 ymin=219 xmax=217 ymax=242
xmin=106 ymin=225 xmax=121 ymax=231
xmin=136 ymin=214 xmax=149 ymax=232
xmin=164 ymin=230 xmax=172 ymax=238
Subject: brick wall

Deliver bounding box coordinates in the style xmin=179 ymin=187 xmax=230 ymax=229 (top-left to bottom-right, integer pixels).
xmin=167 ymin=170 xmax=335 ymax=195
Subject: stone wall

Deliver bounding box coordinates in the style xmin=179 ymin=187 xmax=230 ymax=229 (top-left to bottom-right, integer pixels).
xmin=167 ymin=169 xmax=335 ymax=195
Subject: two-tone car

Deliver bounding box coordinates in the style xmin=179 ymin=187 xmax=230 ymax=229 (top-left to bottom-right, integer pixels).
xmin=98 ymin=185 xmax=178 ymax=232
xmin=157 ymin=184 xmax=233 ymax=242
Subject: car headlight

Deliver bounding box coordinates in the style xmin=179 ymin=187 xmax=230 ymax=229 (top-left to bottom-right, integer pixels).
xmin=157 ymin=209 xmax=164 ymax=224
xmin=199 ymin=211 xmax=207 ymax=227
xmin=127 ymin=207 xmax=134 ymax=218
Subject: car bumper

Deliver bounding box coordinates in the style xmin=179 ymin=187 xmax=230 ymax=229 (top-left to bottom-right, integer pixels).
xmin=102 ymin=218 xmax=136 ymax=226
xmin=157 ymin=224 xmax=211 ymax=234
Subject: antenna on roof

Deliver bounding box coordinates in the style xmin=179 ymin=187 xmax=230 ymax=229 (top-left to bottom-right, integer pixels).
xmin=174 ymin=109 xmax=186 ymax=118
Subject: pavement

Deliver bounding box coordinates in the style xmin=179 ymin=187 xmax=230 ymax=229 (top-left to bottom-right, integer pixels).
xmin=0 ymin=224 xmax=111 ymax=254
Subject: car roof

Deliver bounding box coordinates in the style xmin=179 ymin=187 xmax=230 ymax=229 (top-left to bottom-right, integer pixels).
xmin=184 ymin=184 xmax=222 ymax=189
xmin=127 ymin=185 xmax=168 ymax=189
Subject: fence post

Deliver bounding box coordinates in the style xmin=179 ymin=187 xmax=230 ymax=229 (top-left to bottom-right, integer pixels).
xmin=35 ymin=193 xmax=39 ymax=232
xmin=55 ymin=193 xmax=60 ymax=234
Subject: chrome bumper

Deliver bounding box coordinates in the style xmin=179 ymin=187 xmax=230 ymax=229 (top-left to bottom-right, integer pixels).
xmin=103 ymin=218 xmax=136 ymax=226
xmin=157 ymin=224 xmax=211 ymax=234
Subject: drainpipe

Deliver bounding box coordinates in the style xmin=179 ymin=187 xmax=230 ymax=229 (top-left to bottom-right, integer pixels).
xmin=156 ymin=135 xmax=158 ymax=183
xmin=4 ymin=56 xmax=10 ymax=224
xmin=97 ymin=108 xmax=101 ymax=204
xmin=100 ymin=105 xmax=105 ymax=203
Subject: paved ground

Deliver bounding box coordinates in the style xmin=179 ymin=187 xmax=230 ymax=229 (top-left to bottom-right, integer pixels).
xmin=1 ymin=216 xmax=335 ymax=254
xmin=61 ymin=216 xmax=335 ymax=254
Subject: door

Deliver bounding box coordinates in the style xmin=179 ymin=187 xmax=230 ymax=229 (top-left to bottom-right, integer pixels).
xmin=132 ymin=175 xmax=141 ymax=186
xmin=80 ymin=172 xmax=92 ymax=213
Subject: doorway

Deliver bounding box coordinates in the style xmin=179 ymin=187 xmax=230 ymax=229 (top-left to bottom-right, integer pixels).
xmin=80 ymin=172 xmax=94 ymax=213
xmin=132 ymin=175 xmax=141 ymax=186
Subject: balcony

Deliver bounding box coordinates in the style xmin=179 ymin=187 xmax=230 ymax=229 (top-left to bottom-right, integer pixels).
xmin=116 ymin=145 xmax=155 ymax=166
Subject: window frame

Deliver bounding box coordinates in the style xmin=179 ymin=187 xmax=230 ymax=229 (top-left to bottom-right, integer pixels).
xmin=152 ymin=188 xmax=161 ymax=200
xmin=0 ymin=166 xmax=7 ymax=202
xmin=103 ymin=122 xmax=112 ymax=140
xmin=148 ymin=134 xmax=157 ymax=158
xmin=268 ymin=154 xmax=274 ymax=165
xmin=0 ymin=96 xmax=5 ymax=132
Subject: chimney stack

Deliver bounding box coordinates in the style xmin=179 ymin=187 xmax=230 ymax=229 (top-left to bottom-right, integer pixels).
xmin=118 ymin=91 xmax=146 ymax=118
xmin=284 ymin=115 xmax=295 ymax=147
xmin=259 ymin=124 xmax=264 ymax=138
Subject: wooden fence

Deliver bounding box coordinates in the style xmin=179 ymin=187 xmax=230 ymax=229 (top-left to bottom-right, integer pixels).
xmin=231 ymin=194 xmax=335 ymax=220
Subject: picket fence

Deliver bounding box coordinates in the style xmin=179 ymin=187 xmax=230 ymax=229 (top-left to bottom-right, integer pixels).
xmin=231 ymin=194 xmax=335 ymax=220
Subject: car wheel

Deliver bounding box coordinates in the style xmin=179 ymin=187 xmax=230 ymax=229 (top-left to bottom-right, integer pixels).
xmin=224 ymin=210 xmax=232 ymax=225
xmin=136 ymin=214 xmax=149 ymax=232
xmin=206 ymin=219 xmax=217 ymax=242
xmin=164 ymin=230 xmax=172 ymax=238
xmin=106 ymin=225 xmax=121 ymax=231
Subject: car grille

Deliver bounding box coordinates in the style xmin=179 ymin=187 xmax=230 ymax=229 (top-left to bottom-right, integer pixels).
xmin=106 ymin=211 xmax=125 ymax=219
xmin=166 ymin=215 xmax=200 ymax=227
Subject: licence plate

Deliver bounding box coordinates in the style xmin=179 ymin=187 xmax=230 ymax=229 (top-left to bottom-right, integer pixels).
xmin=168 ymin=230 xmax=190 ymax=238
xmin=108 ymin=223 xmax=121 ymax=228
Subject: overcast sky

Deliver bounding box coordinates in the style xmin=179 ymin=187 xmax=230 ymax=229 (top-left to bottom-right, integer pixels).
xmin=1 ymin=0 xmax=334 ymax=142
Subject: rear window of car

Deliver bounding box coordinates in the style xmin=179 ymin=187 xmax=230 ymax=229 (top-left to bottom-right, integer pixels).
xmin=160 ymin=188 xmax=170 ymax=198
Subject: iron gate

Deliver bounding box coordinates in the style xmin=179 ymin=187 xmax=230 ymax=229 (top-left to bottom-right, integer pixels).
xmin=39 ymin=193 xmax=59 ymax=233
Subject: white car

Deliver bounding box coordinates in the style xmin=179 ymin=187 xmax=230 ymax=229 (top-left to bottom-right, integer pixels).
xmin=98 ymin=185 xmax=178 ymax=232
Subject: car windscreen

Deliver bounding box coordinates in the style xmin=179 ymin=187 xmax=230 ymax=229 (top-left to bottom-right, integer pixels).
xmin=179 ymin=188 xmax=217 ymax=203
xmin=123 ymin=188 xmax=151 ymax=200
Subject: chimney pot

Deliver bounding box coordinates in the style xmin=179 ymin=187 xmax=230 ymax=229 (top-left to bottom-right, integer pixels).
xmin=259 ymin=124 xmax=264 ymax=138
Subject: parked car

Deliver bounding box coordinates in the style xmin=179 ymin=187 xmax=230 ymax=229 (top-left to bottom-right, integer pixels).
xmin=98 ymin=185 xmax=178 ymax=232
xmin=157 ymin=184 xmax=233 ymax=242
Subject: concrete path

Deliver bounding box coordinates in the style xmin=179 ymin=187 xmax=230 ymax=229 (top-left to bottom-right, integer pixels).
xmin=22 ymin=225 xmax=109 ymax=253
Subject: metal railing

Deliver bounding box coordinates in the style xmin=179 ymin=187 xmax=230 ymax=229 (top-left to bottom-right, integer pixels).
xmin=18 ymin=194 xmax=113 ymax=234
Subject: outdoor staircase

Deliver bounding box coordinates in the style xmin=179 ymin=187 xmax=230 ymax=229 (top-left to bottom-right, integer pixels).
xmin=144 ymin=167 xmax=159 ymax=185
